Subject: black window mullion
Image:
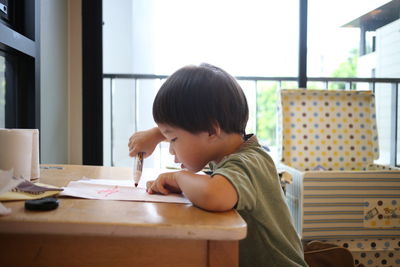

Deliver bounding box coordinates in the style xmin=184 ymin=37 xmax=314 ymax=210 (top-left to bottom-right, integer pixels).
xmin=82 ymin=0 xmax=103 ymax=165
xmin=298 ymin=0 xmax=307 ymax=88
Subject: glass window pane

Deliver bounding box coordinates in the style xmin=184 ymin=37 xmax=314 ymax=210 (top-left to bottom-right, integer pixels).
xmin=397 ymin=83 xmax=400 ymax=166
xmin=308 ymin=0 xmax=398 ymax=78
xmin=374 ymin=83 xmax=394 ymax=165
xmin=103 ymin=0 xmax=299 ymax=77
xmin=152 ymin=0 xmax=299 ymax=76
xmin=256 ymin=81 xmax=278 ymax=157
xmin=109 ymin=79 xmax=136 ymax=167
xmin=103 ymin=78 xmax=112 ymax=166
xmin=238 ymin=80 xmax=257 ymax=135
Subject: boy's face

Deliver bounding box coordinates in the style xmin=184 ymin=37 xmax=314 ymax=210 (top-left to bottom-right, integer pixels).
xmin=157 ymin=123 xmax=215 ymax=172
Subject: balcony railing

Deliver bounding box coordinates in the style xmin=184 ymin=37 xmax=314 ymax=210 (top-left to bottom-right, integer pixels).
xmin=103 ymin=73 xmax=400 ymax=168
xmin=104 ymin=74 xmax=400 ymax=88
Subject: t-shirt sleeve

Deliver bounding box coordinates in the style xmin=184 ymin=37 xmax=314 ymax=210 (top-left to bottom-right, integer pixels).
xmin=211 ymin=159 xmax=257 ymax=211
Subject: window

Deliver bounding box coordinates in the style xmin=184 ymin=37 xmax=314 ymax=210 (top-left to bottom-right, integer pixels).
xmin=307 ymin=0 xmax=396 ymax=80
xmin=103 ymin=0 xmax=299 ymax=167
xmin=101 ymin=0 xmax=400 ymax=167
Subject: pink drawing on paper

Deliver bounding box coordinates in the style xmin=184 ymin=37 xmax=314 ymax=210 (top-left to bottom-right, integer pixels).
xmin=96 ymin=186 xmax=120 ymax=197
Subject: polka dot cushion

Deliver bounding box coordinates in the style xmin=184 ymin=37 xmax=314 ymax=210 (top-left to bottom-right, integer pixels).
xmin=278 ymin=89 xmax=379 ymax=171
xmin=321 ymin=238 xmax=400 ymax=267
xmin=368 ymin=163 xmax=397 ymax=170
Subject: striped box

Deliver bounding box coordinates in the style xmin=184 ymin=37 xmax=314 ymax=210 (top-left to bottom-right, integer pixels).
xmin=283 ymin=163 xmax=400 ymax=240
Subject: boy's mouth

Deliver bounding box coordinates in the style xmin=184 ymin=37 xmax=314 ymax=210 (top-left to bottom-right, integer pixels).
xmin=174 ymin=157 xmax=185 ymax=169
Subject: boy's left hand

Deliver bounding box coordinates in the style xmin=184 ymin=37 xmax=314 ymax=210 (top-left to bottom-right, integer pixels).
xmin=146 ymin=171 xmax=182 ymax=195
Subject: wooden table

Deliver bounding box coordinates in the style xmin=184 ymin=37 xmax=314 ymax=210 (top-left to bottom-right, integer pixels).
xmin=0 ymin=165 xmax=247 ymax=267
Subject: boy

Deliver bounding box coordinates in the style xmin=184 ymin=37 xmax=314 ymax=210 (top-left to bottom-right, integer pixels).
xmin=128 ymin=63 xmax=307 ymax=266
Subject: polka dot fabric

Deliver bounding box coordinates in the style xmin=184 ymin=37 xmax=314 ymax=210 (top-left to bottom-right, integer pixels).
xmin=278 ymin=89 xmax=379 ymax=171
xmin=321 ymin=238 xmax=400 ymax=267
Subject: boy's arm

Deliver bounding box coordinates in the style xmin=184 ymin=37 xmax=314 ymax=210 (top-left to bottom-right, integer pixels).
xmin=148 ymin=171 xmax=238 ymax=211
xmin=128 ymin=127 xmax=166 ymax=158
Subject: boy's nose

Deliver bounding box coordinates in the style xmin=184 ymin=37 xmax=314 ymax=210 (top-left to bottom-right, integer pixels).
xmin=169 ymin=143 xmax=175 ymax=155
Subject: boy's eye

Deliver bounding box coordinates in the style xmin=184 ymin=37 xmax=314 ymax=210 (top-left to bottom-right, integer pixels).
xmin=171 ymin=137 xmax=177 ymax=142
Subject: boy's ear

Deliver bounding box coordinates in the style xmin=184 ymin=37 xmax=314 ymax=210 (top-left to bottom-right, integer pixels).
xmin=208 ymin=122 xmax=221 ymax=138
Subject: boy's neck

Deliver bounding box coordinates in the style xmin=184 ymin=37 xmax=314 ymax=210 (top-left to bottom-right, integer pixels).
xmin=213 ymin=133 xmax=246 ymax=163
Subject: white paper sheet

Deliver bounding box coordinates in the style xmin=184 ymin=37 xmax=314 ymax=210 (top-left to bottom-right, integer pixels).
xmin=60 ymin=178 xmax=190 ymax=204
xmin=0 ymin=169 xmax=26 ymax=215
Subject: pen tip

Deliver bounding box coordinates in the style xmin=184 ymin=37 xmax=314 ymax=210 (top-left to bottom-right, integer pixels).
xmin=135 ymin=183 xmax=138 ymax=187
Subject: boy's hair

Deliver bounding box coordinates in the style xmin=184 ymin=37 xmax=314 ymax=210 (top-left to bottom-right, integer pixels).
xmin=153 ymin=63 xmax=249 ymax=135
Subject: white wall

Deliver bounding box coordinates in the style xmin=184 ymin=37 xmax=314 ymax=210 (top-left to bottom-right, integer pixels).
xmin=68 ymin=0 xmax=82 ymax=165
xmin=376 ymin=19 xmax=400 ymax=78
xmin=357 ymin=52 xmax=376 ymax=78
xmin=374 ymin=19 xmax=400 ymax=165
xmin=40 ymin=0 xmax=68 ymax=164
xmin=374 ymin=84 xmax=393 ymax=165
xmin=355 ymin=19 xmax=400 ymax=165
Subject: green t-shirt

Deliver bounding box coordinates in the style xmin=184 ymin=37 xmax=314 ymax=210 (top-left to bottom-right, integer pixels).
xmin=210 ymin=135 xmax=307 ymax=267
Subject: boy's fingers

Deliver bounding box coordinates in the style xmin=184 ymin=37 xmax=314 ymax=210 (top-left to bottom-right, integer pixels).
xmin=147 ymin=180 xmax=163 ymax=194
xmin=150 ymin=180 xmax=170 ymax=195
xmin=146 ymin=181 xmax=154 ymax=190
xmin=146 ymin=178 xmax=173 ymax=195
xmin=128 ymin=136 xmax=134 ymax=147
xmin=158 ymin=185 xmax=169 ymax=195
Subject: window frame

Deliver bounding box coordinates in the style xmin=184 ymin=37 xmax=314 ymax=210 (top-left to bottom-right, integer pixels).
xmin=82 ymin=0 xmax=103 ymax=165
xmin=0 ymin=0 xmax=40 ymax=130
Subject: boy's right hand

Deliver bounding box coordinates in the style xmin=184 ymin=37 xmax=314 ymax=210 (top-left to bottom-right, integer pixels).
xmin=146 ymin=171 xmax=182 ymax=195
xmin=128 ymin=127 xmax=165 ymax=158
